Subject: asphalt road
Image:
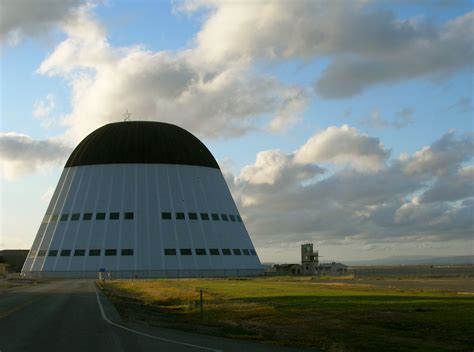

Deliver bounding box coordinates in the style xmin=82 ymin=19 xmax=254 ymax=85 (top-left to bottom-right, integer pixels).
xmin=0 ymin=280 xmax=310 ymax=352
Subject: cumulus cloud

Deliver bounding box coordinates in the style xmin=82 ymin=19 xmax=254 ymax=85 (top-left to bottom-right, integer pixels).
xmin=0 ymin=133 xmax=71 ymax=179
xmin=315 ymin=11 xmax=474 ymax=98
xmin=419 ymin=166 xmax=474 ymax=203
xmin=226 ymin=130 xmax=473 ymax=251
xmin=181 ymin=0 xmax=473 ymax=98
xmin=0 ymin=0 xmax=84 ymax=45
xmin=34 ymin=4 xmax=306 ymax=143
xmin=294 ymin=125 xmax=389 ymax=171
xmin=400 ymin=131 xmax=473 ymax=177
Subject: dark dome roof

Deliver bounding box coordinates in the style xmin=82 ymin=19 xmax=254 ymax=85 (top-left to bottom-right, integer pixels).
xmin=65 ymin=121 xmax=219 ymax=169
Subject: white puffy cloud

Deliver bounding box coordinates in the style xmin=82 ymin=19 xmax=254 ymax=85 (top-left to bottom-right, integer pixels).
xmin=0 ymin=0 xmax=84 ymax=45
xmin=35 ymin=5 xmax=306 ymax=143
xmin=0 ymin=132 xmax=71 ymax=179
xmin=401 ymin=131 xmax=473 ymax=177
xmin=181 ymin=0 xmax=473 ymax=98
xmin=315 ymin=11 xmax=474 ymax=98
xmin=294 ymin=125 xmax=389 ymax=171
xmin=226 ymin=130 xmax=473 ymax=252
xmin=419 ymin=166 xmax=474 ymax=203
xmin=238 ymin=149 xmax=323 ymax=187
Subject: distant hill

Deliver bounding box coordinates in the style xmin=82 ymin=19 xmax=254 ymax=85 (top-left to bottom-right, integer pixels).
xmin=345 ymin=255 xmax=474 ymax=266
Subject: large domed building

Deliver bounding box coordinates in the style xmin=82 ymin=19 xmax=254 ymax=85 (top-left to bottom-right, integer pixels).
xmin=22 ymin=121 xmax=263 ymax=278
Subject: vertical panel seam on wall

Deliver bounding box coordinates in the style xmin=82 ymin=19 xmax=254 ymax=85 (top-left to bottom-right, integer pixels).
xmin=166 ymin=165 xmax=181 ymax=272
xmin=115 ymin=164 xmax=125 ymax=272
xmin=32 ymin=167 xmax=68 ymax=271
xmin=193 ymin=166 xmax=213 ymax=270
xmin=81 ymin=165 xmax=104 ymax=273
xmin=133 ymin=164 xmax=138 ymax=272
xmin=176 ymin=165 xmax=197 ymax=271
xmin=40 ymin=166 xmax=75 ymax=271
xmin=67 ymin=165 xmax=95 ymax=271
xmin=145 ymin=165 xmax=151 ymax=276
xmin=154 ymin=165 xmax=164 ymax=271
xmin=52 ymin=166 xmax=85 ymax=271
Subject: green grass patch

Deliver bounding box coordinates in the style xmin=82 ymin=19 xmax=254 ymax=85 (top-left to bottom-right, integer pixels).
xmin=101 ymin=277 xmax=474 ymax=351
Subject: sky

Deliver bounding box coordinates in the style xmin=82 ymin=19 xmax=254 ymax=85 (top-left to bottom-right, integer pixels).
xmin=0 ymin=0 xmax=473 ymax=263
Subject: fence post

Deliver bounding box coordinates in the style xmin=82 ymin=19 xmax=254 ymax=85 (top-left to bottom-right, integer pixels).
xmin=200 ymin=289 xmax=203 ymax=320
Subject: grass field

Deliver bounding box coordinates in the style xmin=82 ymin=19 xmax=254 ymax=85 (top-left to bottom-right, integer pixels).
xmin=101 ymin=277 xmax=474 ymax=351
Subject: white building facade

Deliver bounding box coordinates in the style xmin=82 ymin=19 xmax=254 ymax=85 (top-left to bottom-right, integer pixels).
xmin=22 ymin=122 xmax=263 ymax=278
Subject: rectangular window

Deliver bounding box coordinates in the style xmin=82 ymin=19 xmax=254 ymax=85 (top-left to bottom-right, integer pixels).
xmin=89 ymin=249 xmax=101 ymax=256
xmin=109 ymin=212 xmax=120 ymax=220
xmin=209 ymin=248 xmax=220 ymax=255
xmin=48 ymin=250 xmax=58 ymax=257
xmin=242 ymin=249 xmax=250 ymax=256
xmin=105 ymin=249 xmax=117 ymax=256
xmin=180 ymin=248 xmax=192 ymax=255
xmin=175 ymin=212 xmax=185 ymax=220
xmin=83 ymin=213 xmax=93 ymax=220
xmin=211 ymin=213 xmax=220 ymax=221
xmin=164 ymin=248 xmax=177 ymax=255
xmin=60 ymin=214 xmax=69 ymax=221
xmin=200 ymin=213 xmax=209 ymax=220
xmin=96 ymin=212 xmax=106 ymax=220
xmin=229 ymin=215 xmax=236 ymax=222
xmin=195 ymin=248 xmax=207 ymax=255
xmin=222 ymin=248 xmax=232 ymax=255
xmin=38 ymin=250 xmax=46 ymax=257
xmin=60 ymin=249 xmax=71 ymax=256
xmin=50 ymin=214 xmax=59 ymax=222
xmin=121 ymin=249 xmax=133 ymax=256
xmin=250 ymin=249 xmax=257 ymax=256
xmin=233 ymin=249 xmax=242 ymax=255
xmin=236 ymin=215 xmax=243 ymax=223
xmin=188 ymin=212 xmax=198 ymax=220
xmin=221 ymin=214 xmax=229 ymax=221
xmin=71 ymin=213 xmax=80 ymax=221
xmin=124 ymin=212 xmax=134 ymax=220
xmin=74 ymin=249 xmax=86 ymax=256
xmin=162 ymin=212 xmax=172 ymax=220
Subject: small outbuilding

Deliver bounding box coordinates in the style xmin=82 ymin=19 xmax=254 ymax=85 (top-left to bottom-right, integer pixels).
xmin=274 ymin=264 xmax=302 ymax=276
xmin=318 ymin=262 xmax=348 ymax=276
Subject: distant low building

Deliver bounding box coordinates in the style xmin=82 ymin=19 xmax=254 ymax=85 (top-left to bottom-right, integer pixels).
xmin=0 ymin=263 xmax=10 ymax=278
xmin=274 ymin=264 xmax=302 ymax=276
xmin=0 ymin=250 xmax=29 ymax=273
xmin=272 ymin=244 xmax=348 ymax=276
xmin=318 ymin=262 xmax=348 ymax=276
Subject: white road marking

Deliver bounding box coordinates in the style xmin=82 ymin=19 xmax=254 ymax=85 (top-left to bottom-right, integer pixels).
xmin=93 ymin=283 xmax=221 ymax=351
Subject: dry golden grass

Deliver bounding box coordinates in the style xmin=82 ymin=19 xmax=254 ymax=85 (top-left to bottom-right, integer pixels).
xmin=101 ymin=277 xmax=474 ymax=351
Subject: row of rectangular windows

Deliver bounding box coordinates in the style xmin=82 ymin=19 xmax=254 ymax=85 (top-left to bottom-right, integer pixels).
xmin=34 ymin=248 xmax=256 ymax=257
xmin=164 ymin=248 xmax=257 ymax=256
xmin=161 ymin=212 xmax=242 ymax=222
xmin=35 ymin=249 xmax=133 ymax=257
xmin=43 ymin=212 xmax=134 ymax=223
xmin=43 ymin=212 xmax=243 ymax=223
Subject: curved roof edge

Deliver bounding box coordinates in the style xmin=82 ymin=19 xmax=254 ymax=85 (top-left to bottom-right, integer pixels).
xmin=65 ymin=121 xmax=220 ymax=169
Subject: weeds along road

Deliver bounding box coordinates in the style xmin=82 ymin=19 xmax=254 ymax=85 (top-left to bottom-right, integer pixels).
xmin=0 ymin=280 xmax=307 ymax=352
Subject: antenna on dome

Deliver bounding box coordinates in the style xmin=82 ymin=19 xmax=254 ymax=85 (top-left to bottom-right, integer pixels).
xmin=123 ymin=110 xmax=132 ymax=121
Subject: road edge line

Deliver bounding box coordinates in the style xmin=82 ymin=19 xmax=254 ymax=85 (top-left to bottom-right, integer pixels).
xmin=93 ymin=282 xmax=221 ymax=352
